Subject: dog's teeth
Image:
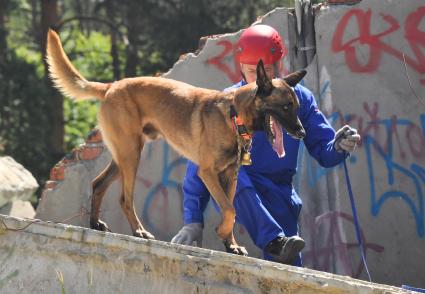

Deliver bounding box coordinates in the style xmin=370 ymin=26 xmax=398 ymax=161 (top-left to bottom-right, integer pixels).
xmin=270 ymin=117 xmax=273 ymax=134
xmin=270 ymin=116 xmax=275 ymax=137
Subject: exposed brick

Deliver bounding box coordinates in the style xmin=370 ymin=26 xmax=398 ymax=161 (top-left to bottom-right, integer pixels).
xmin=61 ymin=150 xmax=78 ymax=165
xmin=86 ymin=128 xmax=103 ymax=143
xmin=44 ymin=181 xmax=57 ymax=190
xmin=45 ymin=128 xmax=105 ymax=185
xmin=77 ymin=146 xmax=104 ymax=161
xmin=50 ymin=164 xmax=65 ymax=181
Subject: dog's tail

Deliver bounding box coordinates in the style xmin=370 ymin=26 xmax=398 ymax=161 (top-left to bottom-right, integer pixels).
xmin=46 ymin=29 xmax=109 ymax=101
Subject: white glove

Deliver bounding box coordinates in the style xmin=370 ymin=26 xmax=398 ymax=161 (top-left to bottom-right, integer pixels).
xmin=334 ymin=125 xmax=361 ymax=153
xmin=171 ymin=223 xmax=203 ymax=247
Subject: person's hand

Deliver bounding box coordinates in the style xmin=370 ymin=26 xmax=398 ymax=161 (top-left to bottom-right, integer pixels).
xmin=334 ymin=125 xmax=361 ymax=153
xmin=171 ymin=223 xmax=203 ymax=247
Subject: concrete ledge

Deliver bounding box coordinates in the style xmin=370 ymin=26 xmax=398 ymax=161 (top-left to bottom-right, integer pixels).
xmin=0 ymin=215 xmax=410 ymax=293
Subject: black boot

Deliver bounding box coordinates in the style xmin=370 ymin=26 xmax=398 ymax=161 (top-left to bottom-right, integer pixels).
xmin=264 ymin=236 xmax=305 ymax=265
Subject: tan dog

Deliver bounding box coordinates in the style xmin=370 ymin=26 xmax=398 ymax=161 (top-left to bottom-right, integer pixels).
xmin=46 ymin=29 xmax=306 ymax=255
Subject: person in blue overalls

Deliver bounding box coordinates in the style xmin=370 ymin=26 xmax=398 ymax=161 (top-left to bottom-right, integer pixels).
xmin=171 ymin=24 xmax=361 ymax=266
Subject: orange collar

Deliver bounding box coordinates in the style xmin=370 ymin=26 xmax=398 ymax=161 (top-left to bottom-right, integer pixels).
xmin=230 ymin=105 xmax=252 ymax=140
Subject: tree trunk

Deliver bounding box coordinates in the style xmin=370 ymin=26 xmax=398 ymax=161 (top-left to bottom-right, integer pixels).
xmin=105 ymin=0 xmax=121 ymax=80
xmin=73 ymin=0 xmax=85 ymax=32
xmin=41 ymin=0 xmax=59 ymax=63
xmin=30 ymin=0 xmax=40 ymax=45
xmin=0 ymin=0 xmax=10 ymax=133
xmin=0 ymin=0 xmax=9 ymax=58
xmin=40 ymin=0 xmax=64 ymax=161
xmin=125 ymin=0 xmax=140 ymax=77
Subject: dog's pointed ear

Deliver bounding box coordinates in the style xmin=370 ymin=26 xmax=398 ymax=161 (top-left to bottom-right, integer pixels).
xmin=256 ymin=59 xmax=273 ymax=96
xmin=283 ymin=70 xmax=307 ymax=87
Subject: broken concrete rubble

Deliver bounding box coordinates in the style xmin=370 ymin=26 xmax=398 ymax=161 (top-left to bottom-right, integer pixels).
xmin=0 ymin=156 xmax=38 ymax=208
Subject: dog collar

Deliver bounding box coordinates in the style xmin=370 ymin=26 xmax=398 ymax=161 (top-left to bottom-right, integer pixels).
xmin=230 ymin=105 xmax=253 ymax=165
xmin=229 ymin=105 xmax=252 ymax=140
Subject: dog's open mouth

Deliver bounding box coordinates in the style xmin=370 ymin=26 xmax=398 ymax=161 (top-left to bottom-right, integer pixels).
xmin=265 ymin=115 xmax=285 ymax=158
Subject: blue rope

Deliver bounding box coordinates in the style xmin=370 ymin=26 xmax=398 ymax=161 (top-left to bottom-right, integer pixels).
xmin=343 ymin=156 xmax=372 ymax=282
xmin=401 ymin=285 xmax=425 ymax=293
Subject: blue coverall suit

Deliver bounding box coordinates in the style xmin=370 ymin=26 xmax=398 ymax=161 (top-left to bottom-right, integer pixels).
xmin=182 ymin=81 xmax=347 ymax=266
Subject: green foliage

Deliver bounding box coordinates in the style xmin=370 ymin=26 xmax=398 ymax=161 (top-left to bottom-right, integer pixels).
xmin=0 ymin=52 xmax=51 ymax=189
xmin=61 ymin=31 xmax=113 ymax=151
xmin=65 ymin=31 xmax=115 ymax=81
xmin=1 ymin=13 xmax=114 ymax=194
xmin=64 ymin=99 xmax=98 ymax=151
xmin=120 ymin=0 xmax=295 ymax=76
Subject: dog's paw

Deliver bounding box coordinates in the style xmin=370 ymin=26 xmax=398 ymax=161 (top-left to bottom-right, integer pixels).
xmin=91 ymin=220 xmax=111 ymax=232
xmin=224 ymin=243 xmax=248 ymax=256
xmin=134 ymin=229 xmax=155 ymax=240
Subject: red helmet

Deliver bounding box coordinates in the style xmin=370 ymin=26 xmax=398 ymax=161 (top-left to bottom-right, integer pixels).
xmin=235 ymin=24 xmax=287 ymax=65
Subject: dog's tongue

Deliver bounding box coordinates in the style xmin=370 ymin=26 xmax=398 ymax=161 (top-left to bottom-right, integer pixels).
xmin=272 ymin=118 xmax=285 ymax=158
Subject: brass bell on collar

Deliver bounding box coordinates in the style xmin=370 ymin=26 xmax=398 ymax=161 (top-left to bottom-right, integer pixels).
xmin=241 ymin=151 xmax=252 ymax=165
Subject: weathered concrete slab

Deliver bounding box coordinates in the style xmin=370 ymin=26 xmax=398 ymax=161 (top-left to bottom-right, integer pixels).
xmin=0 ymin=156 xmax=38 ymax=208
xmin=309 ymin=0 xmax=425 ymax=286
xmin=0 ymin=214 xmax=411 ymax=294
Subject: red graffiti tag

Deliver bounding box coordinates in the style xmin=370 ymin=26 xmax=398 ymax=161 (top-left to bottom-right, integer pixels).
xmin=206 ymin=40 xmax=241 ymax=83
xmin=332 ymin=7 xmax=425 ymax=85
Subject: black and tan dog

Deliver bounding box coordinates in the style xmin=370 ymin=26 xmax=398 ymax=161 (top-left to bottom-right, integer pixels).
xmin=46 ymin=29 xmax=306 ymax=255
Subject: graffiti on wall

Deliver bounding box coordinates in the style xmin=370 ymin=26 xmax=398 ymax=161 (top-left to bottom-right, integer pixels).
xmin=297 ymin=98 xmax=423 ymax=277
xmin=296 ymin=70 xmax=425 ymax=239
xmin=332 ymin=7 xmax=425 ymax=85
xmin=329 ymin=4 xmax=425 ymax=236
xmin=140 ymin=141 xmax=187 ymax=239
xmin=328 ymin=108 xmax=425 ymax=237
xmin=206 ymin=40 xmax=241 ymax=83
xmin=298 ymin=111 xmax=424 ymax=275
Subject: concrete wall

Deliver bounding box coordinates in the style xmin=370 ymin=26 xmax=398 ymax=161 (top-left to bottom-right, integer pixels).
xmin=0 ymin=214 xmax=412 ymax=294
xmin=35 ymin=0 xmax=425 ymax=289
xmin=307 ymin=0 xmax=425 ymax=287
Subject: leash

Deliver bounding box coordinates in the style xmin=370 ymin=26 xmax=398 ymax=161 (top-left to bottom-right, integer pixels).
xmin=335 ymin=128 xmax=371 ymax=281
xmin=342 ymin=153 xmax=372 ymax=282
xmin=401 ymin=285 xmax=425 ymax=293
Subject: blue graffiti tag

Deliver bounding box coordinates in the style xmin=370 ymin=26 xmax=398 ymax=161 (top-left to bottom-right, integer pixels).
xmin=296 ymin=110 xmax=425 ymax=238
xmin=142 ymin=141 xmax=187 ymax=234
xmin=364 ymin=117 xmax=424 ymax=237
